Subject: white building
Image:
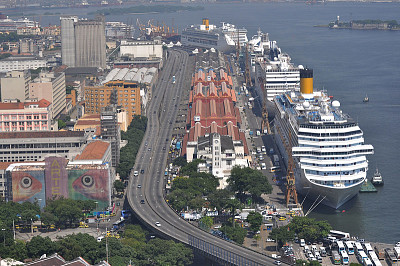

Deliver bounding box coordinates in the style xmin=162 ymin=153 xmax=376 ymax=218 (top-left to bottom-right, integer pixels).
xmin=0 ymin=56 xmax=47 ymax=73
xmin=186 ymin=133 xmax=248 ymax=189
xmin=0 ymin=70 xmax=31 ymax=101
xmin=119 ymin=38 xmax=163 ymax=58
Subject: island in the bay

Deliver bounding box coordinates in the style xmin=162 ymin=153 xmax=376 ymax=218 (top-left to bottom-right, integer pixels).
xmin=316 ymin=16 xmax=399 ymax=30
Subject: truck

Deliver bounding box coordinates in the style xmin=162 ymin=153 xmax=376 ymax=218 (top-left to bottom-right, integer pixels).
xmin=374 ymin=246 xmax=386 ymax=260
xmin=394 ymin=247 xmax=400 ymax=260
xmin=273 ymin=154 xmax=279 ymax=164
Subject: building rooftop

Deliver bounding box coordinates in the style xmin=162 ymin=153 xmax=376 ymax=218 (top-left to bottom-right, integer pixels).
xmin=74 ymin=140 xmax=110 ymax=160
xmin=0 ymin=131 xmax=85 ymax=139
xmin=0 ymin=99 xmax=51 ymax=110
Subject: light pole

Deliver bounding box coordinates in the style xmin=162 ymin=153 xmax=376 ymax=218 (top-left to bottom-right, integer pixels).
xmin=2 ymin=228 xmax=5 ymax=247
xmin=95 ymin=201 xmax=99 ymax=235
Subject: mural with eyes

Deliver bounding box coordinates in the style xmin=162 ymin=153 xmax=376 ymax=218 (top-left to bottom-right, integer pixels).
xmin=12 ymin=172 xmax=44 ymax=202
xmin=70 ymin=169 xmax=109 ymax=202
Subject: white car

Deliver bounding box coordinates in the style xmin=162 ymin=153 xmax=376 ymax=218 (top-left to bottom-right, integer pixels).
xmin=266 ymin=238 xmax=275 ymax=242
xmin=155 ymin=222 xmax=161 ymax=227
xmin=133 ymin=171 xmax=138 ymax=177
xmin=274 ymin=261 xmax=281 ymax=265
xmin=396 ymin=242 xmax=400 ymax=247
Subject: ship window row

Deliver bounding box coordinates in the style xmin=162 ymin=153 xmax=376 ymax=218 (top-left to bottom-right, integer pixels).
xmin=310 ymin=177 xmax=364 ymax=187
xmin=298 ymin=130 xmax=362 ymax=137
xmin=302 ymin=161 xmax=365 ymax=167
xmin=300 ymin=123 xmax=357 ymax=129
xmin=301 ymin=154 xmax=367 ymax=161
xmin=293 ymin=149 xmax=373 ymax=156
xmin=299 ymin=143 xmax=364 ymax=149
xmin=305 ymin=167 xmax=365 ymax=176
xmin=298 ymin=135 xmax=362 ymax=142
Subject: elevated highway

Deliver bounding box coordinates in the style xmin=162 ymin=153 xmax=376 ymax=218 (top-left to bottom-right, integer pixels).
xmin=127 ymin=50 xmax=277 ymax=265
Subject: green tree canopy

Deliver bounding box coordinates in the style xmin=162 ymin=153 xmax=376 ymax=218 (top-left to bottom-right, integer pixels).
xmin=228 ymin=166 xmax=272 ymax=203
xmin=114 ymin=180 xmax=125 ymax=193
xmin=220 ymin=222 xmax=247 ymax=245
xmin=117 ymin=115 xmax=147 ymax=179
xmin=289 ymin=216 xmax=332 ymax=243
xmin=246 ymin=211 xmax=263 ymax=232
xmin=173 ymin=156 xmax=187 ymax=167
xmin=26 ymin=236 xmax=56 ymax=259
xmin=199 ymin=216 xmax=213 ymax=229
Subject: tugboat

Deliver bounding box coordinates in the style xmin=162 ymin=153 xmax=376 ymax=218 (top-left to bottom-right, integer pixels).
xmin=371 ymin=168 xmax=384 ymax=186
xmin=363 ymin=94 xmax=369 ymax=102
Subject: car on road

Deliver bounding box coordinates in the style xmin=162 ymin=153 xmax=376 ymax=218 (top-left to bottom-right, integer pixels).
xmin=279 ymin=216 xmax=286 ymax=221
xmin=140 ymin=200 xmax=145 ymax=204
xmin=140 ymin=169 xmax=144 ymax=174
xmin=266 ymin=238 xmax=275 ymax=242
xmin=155 ymin=222 xmax=161 ymax=227
xmin=137 ymin=184 xmax=142 ymax=188
xmin=148 ymin=148 xmax=151 ymax=151
xmin=274 ymin=261 xmax=281 ymax=265
xmin=163 ymin=147 xmax=166 ymax=150
xmin=133 ymin=171 xmax=138 ymax=176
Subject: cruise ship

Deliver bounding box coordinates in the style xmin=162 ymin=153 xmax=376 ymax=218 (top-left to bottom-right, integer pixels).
xmin=181 ymin=19 xmax=247 ymax=53
xmin=0 ymin=17 xmax=39 ymax=31
xmin=250 ymin=30 xmax=301 ymax=101
xmin=273 ymin=68 xmax=374 ymax=209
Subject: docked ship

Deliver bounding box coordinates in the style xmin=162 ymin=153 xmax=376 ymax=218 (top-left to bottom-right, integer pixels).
xmin=181 ymin=19 xmax=247 ymax=53
xmin=273 ymin=68 xmax=374 ymax=209
xmin=250 ymin=30 xmax=301 ymax=101
xmin=0 ymin=17 xmax=39 ymax=31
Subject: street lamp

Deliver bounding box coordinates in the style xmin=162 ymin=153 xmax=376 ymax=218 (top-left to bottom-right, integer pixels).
xmin=95 ymin=201 xmax=99 ymax=235
xmin=2 ymin=228 xmax=5 ymax=247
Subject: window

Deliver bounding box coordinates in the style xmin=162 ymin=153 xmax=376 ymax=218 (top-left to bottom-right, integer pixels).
xmin=34 ymin=115 xmax=39 ymax=120
xmin=27 ymin=116 xmax=31 ymax=119
xmin=11 ymin=116 xmax=17 ymax=120
xmin=41 ymin=115 xmax=47 ymax=119
xmin=19 ymin=115 xmax=24 ymax=120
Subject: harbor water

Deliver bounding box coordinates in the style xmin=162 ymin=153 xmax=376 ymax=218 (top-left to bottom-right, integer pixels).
xmin=33 ymin=1 xmax=400 ymax=243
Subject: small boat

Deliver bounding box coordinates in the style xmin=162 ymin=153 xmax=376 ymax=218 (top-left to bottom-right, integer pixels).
xmin=363 ymin=94 xmax=369 ymax=102
xmin=371 ymin=168 xmax=384 ymax=186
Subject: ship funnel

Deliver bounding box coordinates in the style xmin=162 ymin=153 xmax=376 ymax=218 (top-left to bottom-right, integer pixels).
xmin=300 ymin=68 xmax=313 ymax=95
xmin=202 ymin=18 xmax=209 ymax=30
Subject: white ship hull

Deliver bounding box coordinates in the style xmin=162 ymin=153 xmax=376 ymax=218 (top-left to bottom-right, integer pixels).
xmin=295 ymin=168 xmax=364 ymax=209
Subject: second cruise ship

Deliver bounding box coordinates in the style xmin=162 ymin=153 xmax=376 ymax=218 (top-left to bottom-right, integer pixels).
xmin=273 ymin=68 xmax=374 ymax=209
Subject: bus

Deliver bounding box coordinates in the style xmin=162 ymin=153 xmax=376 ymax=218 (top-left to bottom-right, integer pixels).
xmin=332 ymin=250 xmax=341 ymax=265
xmin=355 ymin=242 xmax=364 ymax=254
xmin=358 ymin=250 xmax=368 ymax=263
xmin=368 ymin=251 xmax=382 ymax=266
xmin=329 ymin=230 xmax=350 ymax=240
xmin=341 ymin=250 xmax=349 ymax=265
xmin=346 ymin=241 xmax=355 ymax=255
xmin=364 ymin=243 xmax=373 ymax=254
xmin=363 ymin=258 xmax=373 ymax=266
xmin=337 ymin=241 xmax=346 ymax=253
xmin=269 ymin=166 xmax=281 ymax=172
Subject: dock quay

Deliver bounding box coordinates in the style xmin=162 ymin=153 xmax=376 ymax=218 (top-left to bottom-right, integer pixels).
xmin=360 ymin=179 xmax=377 ymax=193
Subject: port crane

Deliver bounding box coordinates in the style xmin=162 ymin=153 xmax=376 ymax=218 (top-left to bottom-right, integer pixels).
xmin=276 ymin=127 xmax=299 ymax=207
xmin=245 ymin=43 xmax=252 ymax=87
xmin=258 ymin=77 xmax=271 ymax=135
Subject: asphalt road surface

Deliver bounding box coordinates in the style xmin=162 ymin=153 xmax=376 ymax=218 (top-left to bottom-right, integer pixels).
xmin=126 ymin=49 xmax=278 ymax=265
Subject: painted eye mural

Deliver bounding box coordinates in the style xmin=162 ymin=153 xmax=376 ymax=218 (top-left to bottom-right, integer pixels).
xmin=70 ymin=169 xmax=109 ymax=202
xmin=12 ymin=171 xmax=44 ymax=202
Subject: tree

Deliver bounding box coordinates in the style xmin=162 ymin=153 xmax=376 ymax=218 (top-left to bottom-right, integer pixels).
xmin=228 ymin=166 xmax=272 ymax=203
xmin=44 ymin=198 xmax=85 ymax=227
xmin=117 ymin=115 xmax=147 ymax=179
xmin=220 ymin=223 xmax=247 ymax=245
xmin=247 ymin=211 xmax=263 ymax=232
xmin=208 ymin=189 xmax=233 ymax=213
xmin=140 ymin=239 xmax=193 ymax=266
xmin=173 ymin=156 xmax=187 ymax=167
xmin=58 ymin=119 xmax=66 ymax=129
xmin=269 ymin=225 xmax=295 ymax=247
xmin=114 ymin=180 xmax=125 ymax=193
xmin=26 ymin=236 xmax=55 ymax=259
xmin=289 ymin=217 xmax=331 ymax=243
xmin=199 ymin=216 xmax=213 ymax=229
